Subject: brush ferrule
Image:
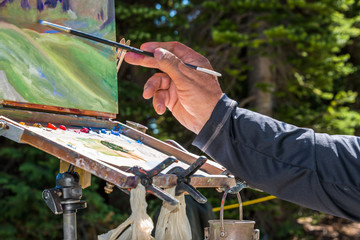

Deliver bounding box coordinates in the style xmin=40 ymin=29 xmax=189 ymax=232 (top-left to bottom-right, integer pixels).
xmin=40 ymin=20 xmax=71 ymax=33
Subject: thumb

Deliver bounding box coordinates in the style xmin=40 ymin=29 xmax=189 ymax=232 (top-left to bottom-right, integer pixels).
xmin=153 ymin=48 xmax=186 ymax=82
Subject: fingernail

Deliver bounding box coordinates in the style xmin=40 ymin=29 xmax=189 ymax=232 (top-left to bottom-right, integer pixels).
xmin=154 ymin=48 xmax=165 ymax=60
xmin=156 ymin=104 xmax=165 ymax=114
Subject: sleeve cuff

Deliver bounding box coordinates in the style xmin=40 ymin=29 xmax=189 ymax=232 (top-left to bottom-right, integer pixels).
xmin=193 ymin=94 xmax=237 ymax=153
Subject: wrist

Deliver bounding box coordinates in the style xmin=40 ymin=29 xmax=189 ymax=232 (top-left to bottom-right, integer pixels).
xmin=193 ymin=92 xmax=223 ymax=134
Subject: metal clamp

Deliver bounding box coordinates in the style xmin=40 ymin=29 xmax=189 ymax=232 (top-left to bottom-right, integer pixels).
xmin=126 ymin=156 xmax=179 ymax=205
xmin=0 ymin=122 xmax=9 ymax=130
xmin=0 ymin=119 xmax=24 ymax=142
xmin=167 ymin=156 xmax=208 ymax=204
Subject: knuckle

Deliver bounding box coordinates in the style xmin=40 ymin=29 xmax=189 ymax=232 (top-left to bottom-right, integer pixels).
xmin=172 ymin=41 xmax=182 ymax=47
xmin=162 ymin=51 xmax=178 ymax=66
xmin=152 ymin=72 xmax=165 ymax=79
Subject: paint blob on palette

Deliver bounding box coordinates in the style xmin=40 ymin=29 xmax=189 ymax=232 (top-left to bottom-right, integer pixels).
xmin=0 ymin=0 xmax=118 ymax=114
xmin=25 ymin=124 xmax=209 ymax=175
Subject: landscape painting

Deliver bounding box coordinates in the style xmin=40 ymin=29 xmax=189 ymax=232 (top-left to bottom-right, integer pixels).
xmin=0 ymin=0 xmax=118 ymax=114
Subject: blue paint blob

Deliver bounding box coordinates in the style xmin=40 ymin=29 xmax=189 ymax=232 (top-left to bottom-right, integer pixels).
xmin=112 ymin=124 xmax=124 ymax=133
xmin=111 ymin=130 xmax=120 ymax=136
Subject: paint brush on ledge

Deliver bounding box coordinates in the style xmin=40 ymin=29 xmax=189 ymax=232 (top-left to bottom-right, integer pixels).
xmin=39 ymin=20 xmax=222 ymax=77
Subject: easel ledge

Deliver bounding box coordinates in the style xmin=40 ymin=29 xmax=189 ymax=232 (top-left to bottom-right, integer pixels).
xmin=0 ymin=100 xmax=116 ymax=119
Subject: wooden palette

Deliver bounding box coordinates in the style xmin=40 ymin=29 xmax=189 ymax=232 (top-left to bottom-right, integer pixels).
xmin=0 ymin=115 xmax=235 ymax=190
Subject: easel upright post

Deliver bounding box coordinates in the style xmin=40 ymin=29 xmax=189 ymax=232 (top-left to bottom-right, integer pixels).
xmin=42 ymin=165 xmax=87 ymax=240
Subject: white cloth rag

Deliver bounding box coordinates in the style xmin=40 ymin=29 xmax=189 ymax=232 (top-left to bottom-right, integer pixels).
xmin=98 ymin=184 xmax=154 ymax=240
xmin=155 ymin=187 xmax=192 ymax=240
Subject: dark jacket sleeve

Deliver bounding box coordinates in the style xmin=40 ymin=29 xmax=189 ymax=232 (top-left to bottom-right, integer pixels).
xmin=193 ymin=94 xmax=360 ymax=222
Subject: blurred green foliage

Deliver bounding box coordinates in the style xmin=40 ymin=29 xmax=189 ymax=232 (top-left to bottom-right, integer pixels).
xmin=2 ymin=0 xmax=360 ymax=239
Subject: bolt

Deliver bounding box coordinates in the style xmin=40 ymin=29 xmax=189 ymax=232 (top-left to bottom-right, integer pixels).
xmin=104 ymin=182 xmax=115 ymax=194
xmin=0 ymin=122 xmax=9 ymax=130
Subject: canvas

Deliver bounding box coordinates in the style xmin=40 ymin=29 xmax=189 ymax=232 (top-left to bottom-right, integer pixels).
xmin=0 ymin=0 xmax=118 ymax=114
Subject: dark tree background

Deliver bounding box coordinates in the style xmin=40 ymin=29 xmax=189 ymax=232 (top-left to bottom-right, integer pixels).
xmin=1 ymin=0 xmax=360 ymax=239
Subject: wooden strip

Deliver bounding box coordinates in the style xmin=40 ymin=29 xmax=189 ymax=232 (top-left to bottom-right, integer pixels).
xmin=153 ymin=175 xmax=235 ymax=188
xmin=0 ymin=100 xmax=116 ymax=119
xmin=0 ymin=108 xmax=117 ymax=129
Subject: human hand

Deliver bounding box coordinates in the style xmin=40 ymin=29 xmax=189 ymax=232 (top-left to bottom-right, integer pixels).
xmin=124 ymin=42 xmax=223 ymax=134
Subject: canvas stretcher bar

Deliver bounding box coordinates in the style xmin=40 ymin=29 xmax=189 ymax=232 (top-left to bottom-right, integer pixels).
xmin=0 ymin=116 xmax=235 ymax=189
xmin=0 ymin=100 xmax=116 ymax=119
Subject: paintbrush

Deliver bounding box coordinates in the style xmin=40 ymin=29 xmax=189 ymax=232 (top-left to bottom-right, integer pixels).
xmin=39 ymin=20 xmax=222 ymax=77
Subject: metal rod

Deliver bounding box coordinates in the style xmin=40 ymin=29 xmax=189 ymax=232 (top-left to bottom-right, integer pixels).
xmin=63 ymin=210 xmax=77 ymax=240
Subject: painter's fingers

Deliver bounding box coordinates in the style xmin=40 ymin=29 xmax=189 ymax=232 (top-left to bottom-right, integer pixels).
xmin=143 ymin=73 xmax=171 ymax=99
xmin=151 ymin=80 xmax=178 ymax=114
xmin=153 ymin=90 xmax=168 ymax=115
xmin=125 ymin=48 xmax=186 ymax=83
xmin=151 ymin=80 xmax=179 ymax=115
xmin=125 ymin=41 xmax=215 ymax=79
xmin=152 ymin=48 xmax=188 ymax=84
xmin=141 ymin=42 xmax=213 ymax=69
xmin=124 ymin=52 xmax=159 ymax=69
xmin=124 ymin=42 xmax=192 ymax=67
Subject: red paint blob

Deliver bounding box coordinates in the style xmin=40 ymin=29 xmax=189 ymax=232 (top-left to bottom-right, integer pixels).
xmin=80 ymin=127 xmax=89 ymax=133
xmin=48 ymin=123 xmax=57 ymax=130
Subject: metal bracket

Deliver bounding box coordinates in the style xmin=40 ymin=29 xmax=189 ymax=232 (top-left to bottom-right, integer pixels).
xmin=219 ymin=171 xmax=262 ymax=193
xmin=0 ymin=119 xmax=24 ymax=143
xmin=126 ymin=156 xmax=179 ymax=205
xmin=42 ymin=188 xmax=63 ymax=214
xmin=228 ymin=177 xmax=249 ymax=194
xmin=167 ymin=156 xmax=208 ymax=204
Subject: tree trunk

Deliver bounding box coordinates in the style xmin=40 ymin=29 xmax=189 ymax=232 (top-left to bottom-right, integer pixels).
xmin=248 ymin=21 xmax=275 ymax=116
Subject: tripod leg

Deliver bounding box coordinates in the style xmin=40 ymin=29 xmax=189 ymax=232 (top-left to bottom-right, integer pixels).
xmin=63 ymin=210 xmax=77 ymax=240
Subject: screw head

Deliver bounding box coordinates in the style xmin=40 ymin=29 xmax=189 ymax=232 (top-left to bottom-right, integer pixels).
xmin=220 ymin=231 xmax=227 ymax=238
xmin=43 ymin=191 xmax=50 ymax=200
xmin=141 ymin=178 xmax=150 ymax=186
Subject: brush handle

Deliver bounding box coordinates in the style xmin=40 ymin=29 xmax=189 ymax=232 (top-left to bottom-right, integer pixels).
xmin=40 ymin=20 xmax=222 ymax=77
xmin=70 ymin=29 xmax=154 ymax=57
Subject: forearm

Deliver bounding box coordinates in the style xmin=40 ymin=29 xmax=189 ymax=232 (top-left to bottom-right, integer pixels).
xmin=193 ymin=94 xmax=360 ymax=222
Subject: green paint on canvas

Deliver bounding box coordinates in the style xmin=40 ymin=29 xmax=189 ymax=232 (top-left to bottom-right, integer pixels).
xmin=101 ymin=140 xmax=129 ymax=153
xmin=0 ymin=0 xmax=118 ymax=114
